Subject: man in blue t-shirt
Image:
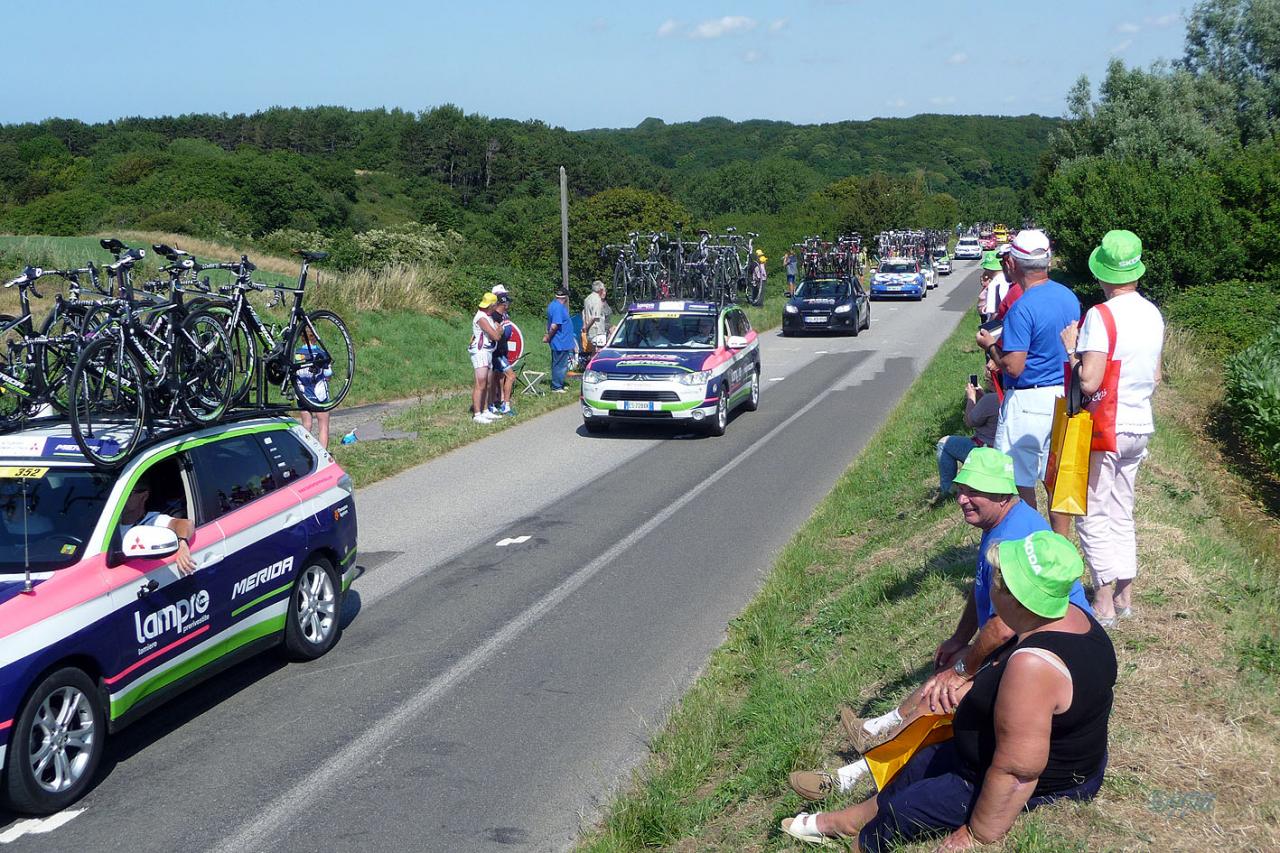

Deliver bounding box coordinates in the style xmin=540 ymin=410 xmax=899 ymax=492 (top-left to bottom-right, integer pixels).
xmin=544 ymin=285 xmax=577 ymax=392
xmin=976 ymin=229 xmax=1079 ymax=519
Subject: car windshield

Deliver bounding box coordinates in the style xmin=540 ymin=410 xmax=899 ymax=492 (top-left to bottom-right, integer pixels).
xmin=958 ymin=239 xmax=977 ymax=246
xmin=611 ymin=312 xmax=717 ymax=349
xmin=880 ymin=262 xmax=916 ymax=274
xmin=795 ymin=279 xmax=849 ymax=299
xmin=0 ymin=468 xmax=115 ymax=571
xmin=931 ymin=250 xmax=947 ymax=259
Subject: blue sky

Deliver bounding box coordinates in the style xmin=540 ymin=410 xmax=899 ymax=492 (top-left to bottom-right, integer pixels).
xmin=5 ymin=1 xmax=1187 ymax=129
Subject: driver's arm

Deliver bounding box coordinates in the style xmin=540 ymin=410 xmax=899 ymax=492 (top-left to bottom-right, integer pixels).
xmin=166 ymin=517 xmax=196 ymax=575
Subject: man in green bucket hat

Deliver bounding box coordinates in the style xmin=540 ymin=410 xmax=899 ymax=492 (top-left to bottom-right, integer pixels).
xmin=977 ymin=252 xmax=1004 ymax=322
xmin=1060 ymin=229 xmax=1165 ymax=627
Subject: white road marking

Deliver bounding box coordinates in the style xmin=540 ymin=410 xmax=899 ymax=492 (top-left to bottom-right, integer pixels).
xmin=814 ymin=350 xmax=829 ymax=354
xmin=0 ymin=809 xmax=84 ymax=843
xmin=212 ymin=371 xmax=849 ymax=853
xmin=496 ymin=535 xmax=531 ymax=547
xmin=769 ymin=377 xmax=786 ymax=382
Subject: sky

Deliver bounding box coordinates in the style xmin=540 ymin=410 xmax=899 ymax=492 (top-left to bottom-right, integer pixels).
xmin=4 ymin=1 xmax=1189 ymax=129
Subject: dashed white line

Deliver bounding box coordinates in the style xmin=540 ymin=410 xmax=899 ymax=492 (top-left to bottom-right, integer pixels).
xmin=496 ymin=535 xmax=532 ymax=547
xmin=769 ymin=377 xmax=786 ymax=382
xmin=0 ymin=809 xmax=84 ymax=843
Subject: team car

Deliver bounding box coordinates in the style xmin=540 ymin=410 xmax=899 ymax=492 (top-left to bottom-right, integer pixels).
xmin=953 ymin=237 xmax=982 ymax=260
xmin=0 ymin=415 xmax=356 ymax=814
xmin=581 ymin=301 xmax=760 ymax=436
xmin=869 ymin=258 xmax=927 ymax=301
xmin=921 ymin=259 xmax=937 ymax=290
xmin=782 ymin=276 xmax=871 ymax=336
xmin=931 ymin=248 xmax=953 ymax=275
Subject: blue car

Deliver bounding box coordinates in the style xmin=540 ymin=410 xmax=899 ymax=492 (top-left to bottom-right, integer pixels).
xmin=869 ymin=258 xmax=927 ymax=301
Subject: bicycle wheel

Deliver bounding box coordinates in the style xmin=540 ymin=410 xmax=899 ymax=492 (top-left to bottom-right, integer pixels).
xmin=38 ymin=309 xmax=87 ymax=414
xmin=0 ymin=315 xmax=38 ymax=428
xmin=177 ymin=311 xmax=233 ymax=424
xmin=199 ymin=302 xmax=256 ymax=405
xmin=292 ymin=310 xmax=354 ymax=413
xmin=69 ymin=336 xmax=145 ymax=468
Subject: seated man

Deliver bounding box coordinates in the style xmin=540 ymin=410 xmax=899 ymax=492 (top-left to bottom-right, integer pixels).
xmin=119 ymin=468 xmax=196 ymax=574
xmin=683 ymin=317 xmax=716 ymax=347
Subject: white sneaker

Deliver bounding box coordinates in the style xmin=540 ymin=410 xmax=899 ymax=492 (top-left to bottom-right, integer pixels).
xmin=781 ymin=812 xmax=834 ymax=846
xmin=473 ymin=413 xmax=496 ymax=424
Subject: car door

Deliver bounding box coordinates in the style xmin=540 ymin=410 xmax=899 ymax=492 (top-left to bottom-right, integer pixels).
xmin=726 ymin=309 xmax=754 ymax=394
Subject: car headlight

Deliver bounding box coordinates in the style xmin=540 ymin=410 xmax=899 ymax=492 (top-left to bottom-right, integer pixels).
xmin=582 ymin=370 xmax=606 ymax=384
xmin=784 ymin=304 xmax=799 ymax=314
xmin=834 ymin=304 xmax=852 ymax=313
xmin=678 ymin=369 xmax=712 ymax=386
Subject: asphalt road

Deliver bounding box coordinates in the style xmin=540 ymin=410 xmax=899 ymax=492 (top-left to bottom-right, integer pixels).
xmin=0 ymin=263 xmax=979 ymax=852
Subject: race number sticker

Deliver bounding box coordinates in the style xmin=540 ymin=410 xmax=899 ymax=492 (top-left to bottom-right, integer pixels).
xmin=0 ymin=466 xmax=48 ymax=478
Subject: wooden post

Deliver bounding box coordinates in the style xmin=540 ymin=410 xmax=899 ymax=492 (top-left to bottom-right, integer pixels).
xmin=560 ymin=166 xmax=570 ymax=293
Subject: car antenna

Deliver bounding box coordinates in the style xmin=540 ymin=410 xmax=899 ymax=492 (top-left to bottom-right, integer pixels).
xmin=21 ymin=476 xmax=33 ymax=594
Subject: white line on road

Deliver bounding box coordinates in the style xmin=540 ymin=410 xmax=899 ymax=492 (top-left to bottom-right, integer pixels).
xmin=0 ymin=809 xmax=84 ymax=843
xmin=212 ymin=371 xmax=846 ymax=853
xmin=769 ymin=377 xmax=786 ymax=382
xmin=496 ymin=535 xmax=532 ymax=547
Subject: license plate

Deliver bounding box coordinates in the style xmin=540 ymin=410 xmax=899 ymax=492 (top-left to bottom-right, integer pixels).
xmin=622 ymin=401 xmax=654 ymax=411
xmin=803 ymin=315 xmax=827 ymax=323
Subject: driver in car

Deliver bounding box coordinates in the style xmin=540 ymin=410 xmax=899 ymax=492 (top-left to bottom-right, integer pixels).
xmin=684 ymin=317 xmax=716 ymax=346
xmin=119 ymin=472 xmax=196 ymax=574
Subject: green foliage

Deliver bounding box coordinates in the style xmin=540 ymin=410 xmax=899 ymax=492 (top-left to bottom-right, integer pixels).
xmin=1225 ymin=322 xmax=1280 ymax=474
xmin=352 ymin=222 xmax=460 ymax=268
xmin=1162 ymin=280 xmax=1280 ymax=359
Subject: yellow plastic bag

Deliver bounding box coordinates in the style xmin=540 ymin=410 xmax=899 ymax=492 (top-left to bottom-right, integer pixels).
xmin=1045 ymin=395 xmax=1093 ymax=516
xmin=863 ymin=714 xmax=954 ymax=791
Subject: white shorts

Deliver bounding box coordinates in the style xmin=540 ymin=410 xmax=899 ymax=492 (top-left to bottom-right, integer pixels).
xmin=469 ymin=349 xmax=493 ymax=371
xmin=995 ymin=385 xmax=1063 ymax=487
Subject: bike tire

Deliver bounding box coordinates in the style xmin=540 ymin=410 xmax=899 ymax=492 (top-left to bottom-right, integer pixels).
xmin=177 ymin=310 xmax=234 ymax=424
xmin=291 ymin=310 xmax=354 ymax=413
xmin=198 ymin=302 xmax=256 ymax=405
xmin=0 ymin=315 xmax=36 ymax=428
xmin=69 ymin=336 xmax=146 ymax=469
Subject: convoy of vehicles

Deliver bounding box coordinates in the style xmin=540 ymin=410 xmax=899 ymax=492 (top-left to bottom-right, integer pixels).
xmin=782 ymin=277 xmax=871 ymax=336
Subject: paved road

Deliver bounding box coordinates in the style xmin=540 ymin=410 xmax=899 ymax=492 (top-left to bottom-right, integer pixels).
xmin=0 ymin=264 xmax=979 ymax=852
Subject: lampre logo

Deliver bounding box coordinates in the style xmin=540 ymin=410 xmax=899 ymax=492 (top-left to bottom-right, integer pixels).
xmin=232 ymin=556 xmax=294 ymax=599
xmin=134 ymin=590 xmax=210 ymax=643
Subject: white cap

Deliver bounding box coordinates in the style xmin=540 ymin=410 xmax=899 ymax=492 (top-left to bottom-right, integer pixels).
xmin=491 ymin=284 xmax=508 ymax=295
xmin=1009 ymin=229 xmax=1051 ymax=261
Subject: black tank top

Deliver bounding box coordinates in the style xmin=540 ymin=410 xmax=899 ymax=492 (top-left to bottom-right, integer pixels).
xmin=952 ymin=608 xmax=1116 ymax=796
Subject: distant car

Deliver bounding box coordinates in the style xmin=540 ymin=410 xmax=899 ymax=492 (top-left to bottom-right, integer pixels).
xmin=581 ymin=301 xmax=760 ymax=436
xmin=979 ymin=233 xmax=998 ymax=251
xmin=954 ymin=237 xmax=982 ymax=260
xmin=993 ymin=224 xmax=1010 ymax=244
xmin=931 ymin=249 xmax=953 ymax=275
xmin=869 ymin=258 xmax=926 ymax=301
xmin=921 ymin=260 xmax=937 ymax=290
xmin=782 ymin=276 xmax=871 ymax=336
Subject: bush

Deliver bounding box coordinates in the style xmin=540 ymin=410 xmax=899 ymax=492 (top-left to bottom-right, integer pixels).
xmin=1162 ymin=280 xmax=1280 ymax=360
xmin=1224 ymin=323 xmax=1280 ymax=475
xmin=440 ymin=263 xmax=555 ymax=314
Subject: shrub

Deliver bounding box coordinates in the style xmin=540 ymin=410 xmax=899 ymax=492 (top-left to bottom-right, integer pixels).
xmin=1162 ymin=280 xmax=1280 ymax=360
xmin=1224 ymin=323 xmax=1280 ymax=475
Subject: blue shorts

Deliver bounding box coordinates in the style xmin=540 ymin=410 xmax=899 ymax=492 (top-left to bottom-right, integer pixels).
xmin=492 ymin=356 xmax=510 ymax=373
xmin=859 ymin=741 xmax=1104 ymax=852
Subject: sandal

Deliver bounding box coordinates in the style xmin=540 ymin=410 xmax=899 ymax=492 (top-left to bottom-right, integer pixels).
xmin=1118 ymin=606 xmax=1135 ymax=620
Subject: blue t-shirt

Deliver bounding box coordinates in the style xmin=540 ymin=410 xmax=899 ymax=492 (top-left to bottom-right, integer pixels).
xmin=1000 ymin=280 xmax=1080 ymax=389
xmin=974 ymin=501 xmax=1092 ymax=627
xmin=546 ymin=299 xmax=576 ymax=351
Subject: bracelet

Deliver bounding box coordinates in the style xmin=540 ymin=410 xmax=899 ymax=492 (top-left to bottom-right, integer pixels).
xmin=178 ymin=536 xmax=190 ymax=545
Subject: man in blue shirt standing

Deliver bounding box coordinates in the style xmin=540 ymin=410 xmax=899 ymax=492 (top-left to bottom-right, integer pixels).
xmin=544 ymin=284 xmax=576 ymax=392
xmin=976 ymin=229 xmax=1079 ymax=528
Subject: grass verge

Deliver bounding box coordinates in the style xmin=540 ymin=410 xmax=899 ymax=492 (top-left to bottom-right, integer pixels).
xmin=574 ymin=315 xmax=1280 ymax=852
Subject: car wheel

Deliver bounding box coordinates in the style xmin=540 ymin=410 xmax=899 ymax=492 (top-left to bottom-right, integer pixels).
xmin=864 ymin=306 xmax=872 ymax=331
xmin=283 ymin=557 xmax=341 ymax=661
xmin=849 ymin=312 xmax=859 ymax=337
xmin=584 ymin=419 xmax=609 ymax=434
xmin=743 ymin=367 xmax=760 ymax=412
xmin=705 ymin=386 xmax=728 ymax=436
xmin=3 ymin=667 xmax=105 ymax=815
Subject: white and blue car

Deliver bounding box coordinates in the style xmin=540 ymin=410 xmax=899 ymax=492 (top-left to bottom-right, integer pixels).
xmin=869 ymin=258 xmax=927 ymax=301
xmin=581 ymin=301 xmax=761 ymax=436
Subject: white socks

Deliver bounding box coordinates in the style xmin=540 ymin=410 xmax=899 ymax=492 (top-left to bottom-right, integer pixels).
xmin=836 ymin=758 xmax=870 ymax=791
xmin=863 ymin=708 xmax=902 ymax=736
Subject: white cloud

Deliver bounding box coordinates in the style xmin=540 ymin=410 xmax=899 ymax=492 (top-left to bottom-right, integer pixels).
xmin=930 ymin=96 xmax=957 ymax=106
xmin=887 ymin=97 xmax=908 ymax=109
xmin=1115 ymin=21 xmax=1140 ymax=34
xmin=743 ymin=49 xmax=765 ymax=63
xmin=1146 ymin=12 xmax=1180 ymax=28
xmin=769 ymin=18 xmax=788 ymax=33
xmin=1111 ymin=38 xmax=1134 ymax=54
xmin=657 ymin=18 xmax=681 ymax=37
xmin=689 ymin=15 xmax=757 ymax=39
xmin=945 ymin=52 xmax=968 ymax=65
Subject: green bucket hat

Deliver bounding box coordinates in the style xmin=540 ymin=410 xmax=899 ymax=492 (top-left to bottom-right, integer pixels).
xmin=996 ymin=532 xmax=1083 ymax=619
xmin=1088 ymin=229 xmax=1146 ymax=284
xmin=953 ymin=447 xmax=1017 ymax=494
xmin=980 ymin=251 xmax=1003 ymax=271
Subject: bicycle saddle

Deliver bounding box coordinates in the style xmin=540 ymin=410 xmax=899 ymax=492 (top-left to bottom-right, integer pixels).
xmin=295 ymin=250 xmax=329 ymax=262
xmin=152 ymin=244 xmax=188 ymax=260
xmin=100 ymin=237 xmax=127 ymax=254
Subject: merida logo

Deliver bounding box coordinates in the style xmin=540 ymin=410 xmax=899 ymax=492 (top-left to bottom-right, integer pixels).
xmin=134 ymin=590 xmax=210 ymax=643
xmin=232 ymin=557 xmax=294 ymax=599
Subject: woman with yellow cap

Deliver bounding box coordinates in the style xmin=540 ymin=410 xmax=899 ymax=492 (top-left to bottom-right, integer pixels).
xmin=468 ymin=292 xmax=503 ymax=423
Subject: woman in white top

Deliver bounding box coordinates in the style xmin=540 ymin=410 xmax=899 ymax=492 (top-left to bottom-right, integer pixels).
xmin=469 ymin=292 xmax=503 ymax=424
xmin=1061 ymin=230 xmax=1165 ymax=626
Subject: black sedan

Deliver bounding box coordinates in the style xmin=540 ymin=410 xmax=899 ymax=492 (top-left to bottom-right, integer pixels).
xmin=781 ymin=276 xmax=871 ymax=336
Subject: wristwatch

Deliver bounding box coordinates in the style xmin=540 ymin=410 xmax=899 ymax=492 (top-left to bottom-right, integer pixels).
xmin=953 ymin=658 xmax=968 ymax=677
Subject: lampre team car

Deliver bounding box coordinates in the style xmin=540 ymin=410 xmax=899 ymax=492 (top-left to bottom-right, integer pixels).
xmin=581 ymin=301 xmax=760 ymax=436
xmin=0 ymin=415 xmax=356 ymax=814
xmin=782 ymin=276 xmax=871 ymax=336
xmin=869 ymin=258 xmax=927 ymax=301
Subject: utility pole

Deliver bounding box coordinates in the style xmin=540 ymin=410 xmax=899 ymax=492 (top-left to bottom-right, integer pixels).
xmin=559 ymin=166 xmax=570 ymax=293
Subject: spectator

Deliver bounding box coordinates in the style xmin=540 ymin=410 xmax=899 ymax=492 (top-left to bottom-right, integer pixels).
xmin=582 ymin=280 xmax=611 ymax=355
xmin=976 ymin=229 xmax=1080 ymax=529
xmin=1061 ymin=230 xmax=1164 ymax=627
xmin=754 ymin=250 xmax=769 ymax=295
xmin=982 ymin=246 xmax=1013 ymax=320
xmin=488 ymin=293 xmax=517 ymax=417
xmin=294 ymin=324 xmax=333 ymax=448
xmin=788 ymin=450 xmax=1091 ymax=802
xmin=784 ymin=250 xmax=798 ymax=295
xmin=995 ymin=242 xmax=1024 ymax=320
xmin=469 ymin=292 xmax=503 ymax=423
xmin=544 ymin=284 xmax=576 ymax=393
xmin=976 ymin=252 xmax=1001 ymax=321
xmin=784 ymin=532 xmax=1115 ymax=851
xmin=932 ymin=362 xmax=1000 ymax=503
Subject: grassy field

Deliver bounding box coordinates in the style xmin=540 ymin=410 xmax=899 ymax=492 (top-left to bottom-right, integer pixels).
xmin=574 ymin=317 xmax=1280 ymax=852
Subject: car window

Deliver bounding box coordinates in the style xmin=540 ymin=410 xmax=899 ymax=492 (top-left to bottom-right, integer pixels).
xmin=188 ymin=434 xmax=279 ymax=523
xmin=735 ymin=310 xmax=753 ymax=335
xmin=260 ymin=430 xmax=315 ymax=483
xmin=0 ymin=469 xmax=115 ymax=570
xmin=726 ymin=310 xmax=749 ymax=338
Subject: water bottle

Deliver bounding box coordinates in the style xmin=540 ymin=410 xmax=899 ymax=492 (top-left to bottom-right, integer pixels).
xmin=340 ymin=428 xmax=358 ymax=445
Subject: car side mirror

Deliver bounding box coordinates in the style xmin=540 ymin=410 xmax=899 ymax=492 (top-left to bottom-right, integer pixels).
xmin=726 ymin=335 xmax=748 ymax=350
xmin=110 ymin=524 xmax=180 ymax=567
